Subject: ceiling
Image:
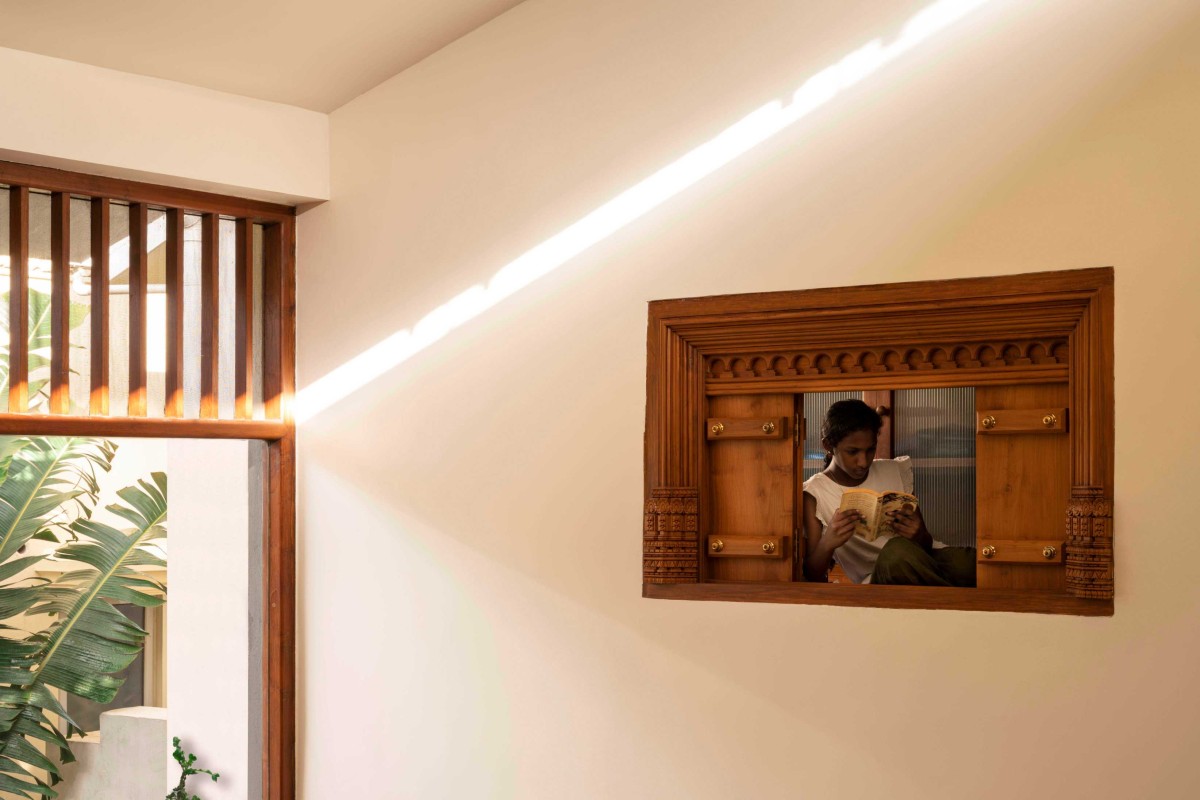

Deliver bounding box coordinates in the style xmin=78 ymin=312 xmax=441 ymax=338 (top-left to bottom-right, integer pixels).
xmin=0 ymin=0 xmax=528 ymax=112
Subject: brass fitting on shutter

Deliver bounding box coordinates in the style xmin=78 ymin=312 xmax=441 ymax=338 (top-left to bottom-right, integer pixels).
xmin=982 ymin=545 xmax=996 ymax=558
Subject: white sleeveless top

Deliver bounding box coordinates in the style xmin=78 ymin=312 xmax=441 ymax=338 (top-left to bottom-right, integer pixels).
xmin=803 ymin=457 xmax=943 ymax=584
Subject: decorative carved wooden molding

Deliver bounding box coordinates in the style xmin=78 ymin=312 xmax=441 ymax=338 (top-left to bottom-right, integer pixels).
xmin=643 ymin=488 xmax=700 ymax=584
xmin=1065 ymin=486 xmax=1114 ymax=599
xmin=706 ymin=337 xmax=1068 ymax=385
xmin=644 ymin=268 xmax=1114 ymax=615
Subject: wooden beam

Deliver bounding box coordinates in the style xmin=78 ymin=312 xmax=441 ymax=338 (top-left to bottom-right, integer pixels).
xmin=49 ymin=192 xmax=70 ymax=414
xmin=127 ymin=203 xmax=148 ymax=416
xmin=643 ymin=582 xmax=1113 ymax=616
xmin=164 ymin=209 xmax=185 ymax=417
xmin=0 ymin=412 xmax=286 ymax=440
xmin=235 ymin=219 xmax=254 ymax=419
xmin=199 ymin=213 xmax=219 ymax=418
xmin=90 ymin=198 xmax=110 ymax=415
xmin=0 ymin=160 xmax=294 ymax=223
xmin=7 ymin=186 xmax=29 ymax=413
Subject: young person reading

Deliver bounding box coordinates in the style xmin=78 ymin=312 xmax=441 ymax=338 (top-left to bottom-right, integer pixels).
xmin=802 ymin=399 xmax=976 ymax=586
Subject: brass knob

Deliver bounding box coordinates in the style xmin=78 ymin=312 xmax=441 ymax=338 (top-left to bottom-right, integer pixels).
xmin=981 ymin=415 xmax=997 ymax=430
xmin=762 ymin=421 xmax=776 ymax=434
xmin=710 ymin=422 xmax=725 ymax=436
xmin=762 ymin=541 xmax=776 ymax=554
xmin=710 ymin=539 xmax=724 ymax=552
xmin=982 ymin=545 xmax=996 ymax=558
xmin=1042 ymin=413 xmax=1057 ymax=428
xmin=874 ymin=405 xmax=890 ymax=416
xmin=1042 ymin=545 xmax=1056 ymax=559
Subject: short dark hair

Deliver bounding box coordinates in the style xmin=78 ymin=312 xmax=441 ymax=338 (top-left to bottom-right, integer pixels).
xmin=821 ymin=399 xmax=882 ymax=468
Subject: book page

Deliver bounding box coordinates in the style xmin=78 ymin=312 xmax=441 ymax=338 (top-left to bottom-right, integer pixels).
xmin=877 ymin=492 xmax=919 ymax=538
xmin=837 ymin=490 xmax=880 ymax=540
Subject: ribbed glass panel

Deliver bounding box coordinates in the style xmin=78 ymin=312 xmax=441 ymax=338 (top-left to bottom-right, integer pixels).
xmin=894 ymin=387 xmax=975 ymax=547
xmin=802 ymin=391 xmax=861 ymax=481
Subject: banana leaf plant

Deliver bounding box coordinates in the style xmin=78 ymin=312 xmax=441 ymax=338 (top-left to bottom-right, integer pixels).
xmin=0 ymin=437 xmax=166 ymax=799
xmin=0 ymin=289 xmax=91 ymax=413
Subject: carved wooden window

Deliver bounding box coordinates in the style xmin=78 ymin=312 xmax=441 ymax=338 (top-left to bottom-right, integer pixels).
xmin=643 ymin=268 xmax=1113 ymax=615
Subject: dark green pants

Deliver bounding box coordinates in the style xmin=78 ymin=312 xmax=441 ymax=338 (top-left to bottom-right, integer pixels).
xmin=871 ymin=537 xmax=976 ymax=587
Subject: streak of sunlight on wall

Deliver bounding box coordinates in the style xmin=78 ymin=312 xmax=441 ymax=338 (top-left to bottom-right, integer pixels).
xmin=293 ymin=0 xmax=990 ymax=423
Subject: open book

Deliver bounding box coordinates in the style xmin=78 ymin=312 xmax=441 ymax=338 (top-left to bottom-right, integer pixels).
xmin=837 ymin=489 xmax=919 ymax=543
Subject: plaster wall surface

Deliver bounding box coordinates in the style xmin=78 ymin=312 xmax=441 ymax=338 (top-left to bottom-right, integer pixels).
xmin=297 ymin=0 xmax=1200 ymax=797
xmin=167 ymin=439 xmax=260 ymax=800
xmin=0 ymin=46 xmax=329 ymax=203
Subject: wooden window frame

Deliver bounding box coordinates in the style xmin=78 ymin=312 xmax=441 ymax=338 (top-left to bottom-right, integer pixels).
xmin=643 ymin=268 xmax=1113 ymax=616
xmin=0 ymin=161 xmax=297 ymax=797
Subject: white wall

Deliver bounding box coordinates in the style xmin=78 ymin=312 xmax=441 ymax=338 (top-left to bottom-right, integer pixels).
xmin=167 ymin=439 xmax=261 ymax=800
xmin=297 ymin=0 xmax=1200 ymax=798
xmin=0 ymin=47 xmax=329 ymax=204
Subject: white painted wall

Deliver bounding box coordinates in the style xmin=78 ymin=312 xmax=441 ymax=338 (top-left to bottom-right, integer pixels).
xmin=167 ymin=439 xmax=261 ymax=800
xmin=0 ymin=46 xmax=329 ymax=204
xmin=296 ymin=0 xmax=1200 ymax=798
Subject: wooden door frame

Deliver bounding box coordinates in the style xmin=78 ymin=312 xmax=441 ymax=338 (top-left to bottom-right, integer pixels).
xmin=643 ymin=267 xmax=1114 ymax=616
xmin=0 ymin=161 xmax=297 ymax=797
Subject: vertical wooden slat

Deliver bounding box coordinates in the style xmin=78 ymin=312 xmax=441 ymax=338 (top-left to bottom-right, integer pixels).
xmin=235 ymin=218 xmax=253 ymax=419
xmin=49 ymin=192 xmax=70 ymax=414
xmin=200 ymin=213 xmax=219 ymax=418
xmin=263 ymin=216 xmax=294 ymax=800
xmin=280 ymin=217 xmax=295 ymax=425
xmin=164 ymin=209 xmax=185 ymax=417
xmin=862 ymin=389 xmax=893 ymax=458
xmin=264 ymin=433 xmax=295 ymax=800
xmin=262 ymin=222 xmax=283 ymax=420
xmin=90 ymin=198 xmax=110 ymax=415
xmin=128 ymin=202 xmax=148 ymax=416
xmin=7 ymin=186 xmax=29 ymax=413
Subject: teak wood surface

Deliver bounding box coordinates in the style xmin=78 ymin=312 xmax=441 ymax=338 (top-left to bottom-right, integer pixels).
xmin=976 ymin=384 xmax=1070 ymax=591
xmin=706 ymin=394 xmax=793 ymax=582
xmin=645 ymin=267 xmax=1115 ymax=616
xmin=0 ymin=160 xmax=298 ymax=799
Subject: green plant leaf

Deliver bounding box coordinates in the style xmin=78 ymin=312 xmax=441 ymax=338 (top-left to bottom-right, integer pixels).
xmin=0 ymin=470 xmax=165 ymax=796
xmin=0 ymin=438 xmax=117 ymax=567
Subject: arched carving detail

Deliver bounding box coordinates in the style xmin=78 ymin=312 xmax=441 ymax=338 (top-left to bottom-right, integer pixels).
xmin=705 ymin=337 xmax=1070 ymax=382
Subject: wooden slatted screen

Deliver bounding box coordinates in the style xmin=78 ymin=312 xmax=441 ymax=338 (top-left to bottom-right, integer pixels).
xmin=0 ymin=162 xmax=292 ymax=430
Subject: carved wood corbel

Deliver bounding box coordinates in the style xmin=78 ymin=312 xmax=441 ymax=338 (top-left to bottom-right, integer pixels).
xmin=1065 ymin=486 xmax=1114 ymax=599
xmin=643 ymin=488 xmax=700 ymax=584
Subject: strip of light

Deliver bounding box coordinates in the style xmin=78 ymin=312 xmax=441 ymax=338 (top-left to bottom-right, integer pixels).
xmin=293 ymin=0 xmax=992 ymax=423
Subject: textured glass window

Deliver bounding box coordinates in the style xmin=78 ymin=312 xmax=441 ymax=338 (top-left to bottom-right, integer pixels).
xmin=894 ymin=387 xmax=976 ymax=547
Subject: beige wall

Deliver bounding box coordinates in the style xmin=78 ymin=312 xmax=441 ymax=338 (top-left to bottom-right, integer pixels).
xmin=297 ymin=0 xmax=1200 ymax=797
xmin=0 ymin=46 xmax=329 ymax=204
